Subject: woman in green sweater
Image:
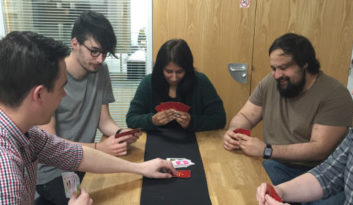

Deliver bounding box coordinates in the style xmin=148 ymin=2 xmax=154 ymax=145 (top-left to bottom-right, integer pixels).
xmin=126 ymin=39 xmax=225 ymax=131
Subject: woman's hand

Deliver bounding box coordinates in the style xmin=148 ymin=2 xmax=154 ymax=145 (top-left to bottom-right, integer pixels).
xmin=152 ymin=110 xmax=176 ymax=126
xmin=174 ymin=110 xmax=191 ymax=128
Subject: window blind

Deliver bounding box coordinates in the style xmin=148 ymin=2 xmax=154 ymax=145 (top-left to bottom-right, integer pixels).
xmin=1 ymin=0 xmax=152 ymax=140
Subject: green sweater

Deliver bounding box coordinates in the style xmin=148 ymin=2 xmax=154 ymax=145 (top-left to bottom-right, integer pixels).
xmin=126 ymin=72 xmax=226 ymax=131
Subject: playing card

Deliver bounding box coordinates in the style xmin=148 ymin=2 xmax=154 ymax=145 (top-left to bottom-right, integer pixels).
xmin=174 ymin=170 xmax=191 ymax=178
xmin=266 ymin=183 xmax=282 ymax=202
xmin=155 ymin=104 xmax=163 ymax=112
xmin=62 ymin=172 xmax=80 ymax=198
xmin=233 ymin=128 xmax=251 ymax=136
xmin=167 ymin=158 xmax=195 ymax=168
xmin=174 ymin=102 xmax=191 ymax=112
xmin=115 ymin=128 xmax=141 ymax=138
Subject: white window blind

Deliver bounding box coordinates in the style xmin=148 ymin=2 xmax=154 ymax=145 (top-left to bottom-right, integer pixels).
xmin=1 ymin=0 xmax=152 ymax=139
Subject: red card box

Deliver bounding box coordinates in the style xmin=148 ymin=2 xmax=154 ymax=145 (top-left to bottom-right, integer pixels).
xmin=174 ymin=170 xmax=191 ymax=178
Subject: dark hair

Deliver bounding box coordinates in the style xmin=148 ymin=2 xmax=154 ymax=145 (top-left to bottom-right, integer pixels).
xmin=71 ymin=11 xmax=117 ymax=55
xmin=269 ymin=33 xmax=320 ymax=74
xmin=152 ymin=39 xmax=196 ymax=104
xmin=0 ymin=31 xmax=70 ymax=107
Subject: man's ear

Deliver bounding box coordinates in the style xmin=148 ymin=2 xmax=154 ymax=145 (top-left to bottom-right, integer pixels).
xmin=71 ymin=37 xmax=79 ymax=50
xmin=32 ymin=85 xmax=45 ymax=103
xmin=303 ymin=63 xmax=308 ymax=70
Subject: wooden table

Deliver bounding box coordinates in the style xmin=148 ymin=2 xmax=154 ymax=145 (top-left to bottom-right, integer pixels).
xmin=81 ymin=130 xmax=270 ymax=205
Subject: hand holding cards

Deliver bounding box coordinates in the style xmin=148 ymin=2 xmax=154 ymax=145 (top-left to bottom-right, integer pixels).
xmin=62 ymin=172 xmax=81 ymax=198
xmin=115 ymin=128 xmax=141 ymax=138
xmin=266 ymin=183 xmax=283 ymax=202
xmin=233 ymin=128 xmax=251 ymax=136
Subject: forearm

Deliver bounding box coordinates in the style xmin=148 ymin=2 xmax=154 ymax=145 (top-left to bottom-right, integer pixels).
xmin=272 ymin=125 xmax=347 ymax=161
xmin=99 ymin=117 xmax=120 ymax=136
xmin=272 ymin=142 xmax=330 ymax=161
xmin=278 ymin=173 xmax=323 ymax=202
xmin=228 ymin=112 xmax=254 ymax=130
xmin=77 ymin=146 xmax=142 ymax=174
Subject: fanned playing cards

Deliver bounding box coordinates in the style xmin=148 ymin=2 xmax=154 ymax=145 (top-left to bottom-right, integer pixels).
xmin=155 ymin=102 xmax=191 ymax=112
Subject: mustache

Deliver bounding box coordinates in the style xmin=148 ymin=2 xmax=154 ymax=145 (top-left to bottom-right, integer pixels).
xmin=276 ymin=76 xmax=289 ymax=83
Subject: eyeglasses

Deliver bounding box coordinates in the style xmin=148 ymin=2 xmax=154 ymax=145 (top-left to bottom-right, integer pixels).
xmin=80 ymin=43 xmax=108 ymax=58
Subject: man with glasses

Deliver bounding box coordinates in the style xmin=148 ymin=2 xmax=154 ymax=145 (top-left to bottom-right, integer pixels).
xmin=223 ymin=33 xmax=353 ymax=204
xmin=36 ymin=11 xmax=140 ymax=204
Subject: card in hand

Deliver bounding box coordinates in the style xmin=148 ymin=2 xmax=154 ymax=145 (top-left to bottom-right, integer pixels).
xmin=155 ymin=101 xmax=191 ymax=112
xmin=115 ymin=128 xmax=141 ymax=138
xmin=266 ymin=183 xmax=282 ymax=202
xmin=62 ymin=172 xmax=80 ymax=198
xmin=174 ymin=170 xmax=191 ymax=178
xmin=233 ymin=128 xmax=251 ymax=136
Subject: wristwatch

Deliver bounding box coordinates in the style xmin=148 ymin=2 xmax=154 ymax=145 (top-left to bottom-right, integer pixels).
xmin=263 ymin=144 xmax=272 ymax=159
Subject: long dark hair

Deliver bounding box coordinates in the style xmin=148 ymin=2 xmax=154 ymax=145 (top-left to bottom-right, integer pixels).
xmin=152 ymin=39 xmax=196 ymax=104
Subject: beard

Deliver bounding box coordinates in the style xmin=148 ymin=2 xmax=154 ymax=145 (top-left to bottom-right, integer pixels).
xmin=276 ymin=69 xmax=306 ymax=98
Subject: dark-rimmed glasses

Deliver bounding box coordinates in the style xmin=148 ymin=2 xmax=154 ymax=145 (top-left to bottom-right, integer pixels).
xmin=80 ymin=43 xmax=108 ymax=58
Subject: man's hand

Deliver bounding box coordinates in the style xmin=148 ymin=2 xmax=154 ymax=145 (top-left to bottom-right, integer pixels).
xmin=152 ymin=110 xmax=177 ymax=126
xmin=223 ymin=129 xmax=241 ymax=151
xmin=237 ymin=134 xmax=266 ymax=157
xmin=256 ymin=183 xmax=289 ymax=205
xmin=174 ymin=110 xmax=191 ymax=128
xmin=118 ymin=129 xmax=141 ymax=145
xmin=139 ymin=158 xmax=177 ymax=178
xmin=98 ymin=135 xmax=130 ymax=156
xmin=68 ymin=188 xmax=93 ymax=205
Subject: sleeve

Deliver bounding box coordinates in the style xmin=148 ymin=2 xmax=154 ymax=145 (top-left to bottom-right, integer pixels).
xmin=249 ymin=73 xmax=272 ymax=106
xmin=126 ymin=76 xmax=157 ymax=130
xmin=188 ymin=73 xmax=226 ymax=131
xmin=33 ymin=128 xmax=83 ymax=171
xmin=308 ymin=130 xmax=352 ymax=198
xmin=101 ymin=64 xmax=115 ymax=105
xmin=314 ymin=84 xmax=353 ymax=126
xmin=0 ymin=149 xmax=23 ymax=204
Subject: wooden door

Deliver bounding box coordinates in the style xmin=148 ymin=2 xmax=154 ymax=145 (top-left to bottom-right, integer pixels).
xmin=251 ymin=0 xmax=353 ymax=138
xmin=153 ymin=0 xmax=257 ymax=124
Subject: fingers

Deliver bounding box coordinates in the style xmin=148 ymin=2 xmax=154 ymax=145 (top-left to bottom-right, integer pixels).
xmin=142 ymin=158 xmax=177 ymax=178
xmin=68 ymin=188 xmax=93 ymax=205
xmin=174 ymin=111 xmax=191 ymax=128
xmin=223 ymin=130 xmax=241 ymax=150
xmin=152 ymin=110 xmax=176 ymax=126
xmin=265 ymin=194 xmax=287 ymax=205
xmin=256 ymin=183 xmax=267 ymax=205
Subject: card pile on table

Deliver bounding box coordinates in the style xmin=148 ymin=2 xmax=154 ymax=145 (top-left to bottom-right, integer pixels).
xmin=167 ymin=158 xmax=194 ymax=178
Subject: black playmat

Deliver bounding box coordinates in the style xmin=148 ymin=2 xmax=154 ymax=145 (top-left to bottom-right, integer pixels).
xmin=140 ymin=128 xmax=212 ymax=205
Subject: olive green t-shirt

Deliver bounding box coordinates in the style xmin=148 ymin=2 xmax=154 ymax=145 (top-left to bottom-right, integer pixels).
xmin=249 ymin=72 xmax=353 ymax=167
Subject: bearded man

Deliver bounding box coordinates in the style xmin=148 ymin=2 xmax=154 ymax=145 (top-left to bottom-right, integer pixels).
xmin=223 ymin=33 xmax=353 ymax=205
